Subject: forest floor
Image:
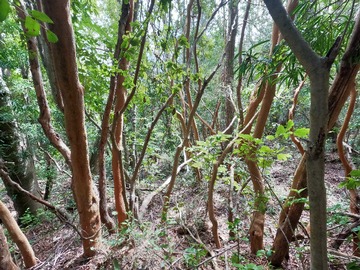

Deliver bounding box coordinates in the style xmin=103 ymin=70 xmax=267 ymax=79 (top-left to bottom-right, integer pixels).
xmin=2 ymin=147 xmax=360 ymax=270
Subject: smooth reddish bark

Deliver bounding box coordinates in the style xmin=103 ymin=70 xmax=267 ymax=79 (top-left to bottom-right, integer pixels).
xmin=42 ymin=0 xmax=101 ymax=256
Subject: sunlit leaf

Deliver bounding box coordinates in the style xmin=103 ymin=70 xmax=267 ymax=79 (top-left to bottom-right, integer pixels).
xmin=259 ymin=145 xmax=272 ymax=153
xmin=30 ymin=9 xmax=53 ymax=23
xmin=25 ymin=16 xmax=40 ymax=36
xmin=218 ymin=166 xmax=227 ymax=173
xmin=0 ymin=0 xmax=11 ymax=22
xmin=350 ymin=170 xmax=360 ymax=178
xmin=286 ymin=120 xmax=294 ymax=130
xmin=294 ymin=127 xmax=309 ymax=138
xmin=277 ymin=153 xmax=291 ymax=161
xmin=178 ymin=34 xmax=189 ymax=48
xmin=46 ymin=29 xmax=58 ymax=43
xmin=275 ymin=125 xmax=286 ymax=137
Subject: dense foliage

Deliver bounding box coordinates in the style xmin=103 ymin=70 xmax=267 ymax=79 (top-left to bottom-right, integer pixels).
xmin=0 ymin=0 xmax=359 ymax=268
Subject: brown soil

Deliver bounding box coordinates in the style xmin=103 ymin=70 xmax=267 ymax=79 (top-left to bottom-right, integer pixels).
xmin=1 ymin=151 xmax=359 ymax=269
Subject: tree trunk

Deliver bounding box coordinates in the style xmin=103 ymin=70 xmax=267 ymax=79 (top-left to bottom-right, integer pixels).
xmin=270 ymin=155 xmax=307 ymax=265
xmin=236 ymin=0 xmax=251 ymax=127
xmin=111 ymin=68 xmax=129 ymax=225
xmin=0 ymin=200 xmax=36 ymax=268
xmin=336 ymin=85 xmax=359 ymax=255
xmin=111 ymin=0 xmax=134 ymax=226
xmin=0 ymin=225 xmax=18 ymax=270
xmin=306 ymin=64 xmax=329 ymax=270
xmin=42 ymin=0 xmax=101 ymax=257
xmin=222 ymin=0 xmax=238 ymax=135
xmin=35 ymin=0 xmax=64 ymax=112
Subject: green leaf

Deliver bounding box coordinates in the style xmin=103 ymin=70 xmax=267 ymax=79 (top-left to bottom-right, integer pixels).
xmin=160 ymin=0 xmax=171 ymax=12
xmin=0 ymin=0 xmax=11 ymax=22
xmin=285 ymin=120 xmax=294 ymax=130
xmin=238 ymin=134 xmax=254 ymax=141
xmin=129 ymin=37 xmax=140 ymax=47
xmin=30 ymin=10 xmax=53 ymax=23
xmin=218 ymin=166 xmax=227 ymax=173
xmin=25 ymin=16 xmax=40 ymax=36
xmin=339 ymin=177 xmax=360 ymax=190
xmin=350 ymin=170 xmax=360 ymax=178
xmin=191 ymin=161 xmax=203 ymax=169
xmin=46 ymin=29 xmax=58 ymax=43
xmin=294 ymin=127 xmax=309 ymax=138
xmin=178 ymin=34 xmax=190 ymax=48
xmin=275 ymin=125 xmax=286 ymax=137
xmin=259 ymin=145 xmax=272 ymax=154
xmin=277 ymin=153 xmax=291 ymax=161
xmin=290 ymin=188 xmax=307 ymax=194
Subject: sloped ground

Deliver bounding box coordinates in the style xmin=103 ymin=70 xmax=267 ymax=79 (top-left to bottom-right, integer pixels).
xmin=2 ymin=151 xmax=359 ymax=269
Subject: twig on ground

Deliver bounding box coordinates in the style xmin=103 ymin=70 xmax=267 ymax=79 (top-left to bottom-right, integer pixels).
xmin=196 ymin=243 xmax=237 ymax=268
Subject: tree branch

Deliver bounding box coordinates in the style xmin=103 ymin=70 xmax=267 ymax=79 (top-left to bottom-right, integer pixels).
xmin=263 ymin=0 xmax=321 ymax=74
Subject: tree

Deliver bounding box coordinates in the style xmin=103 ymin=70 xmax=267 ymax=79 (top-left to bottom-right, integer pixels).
xmin=110 ymin=0 xmax=134 ymax=226
xmin=1 ymin=0 xmax=360 ymax=267
xmin=42 ymin=0 xmax=101 ymax=257
xmin=222 ymin=0 xmax=238 ymax=134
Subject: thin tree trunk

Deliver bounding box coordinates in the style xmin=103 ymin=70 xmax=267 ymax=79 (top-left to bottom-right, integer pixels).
xmin=97 ymin=0 xmax=134 ymax=233
xmin=162 ymin=59 xmax=225 ymax=220
xmin=336 ymin=85 xmax=359 ymax=255
xmin=222 ymin=0 xmax=238 ymax=135
xmin=270 ymin=155 xmax=307 ymax=265
xmin=111 ymin=0 xmax=134 ymax=225
xmin=288 ymin=79 xmax=306 ymax=155
xmin=245 ymin=1 xmax=298 ymax=252
xmin=35 ymin=0 xmax=64 ymax=112
xmin=111 ymin=57 xmax=130 ymax=226
xmin=236 ymin=0 xmax=251 ymax=127
xmin=223 ymin=0 xmax=239 ymax=233
xmin=184 ymin=0 xmax=200 ymax=142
